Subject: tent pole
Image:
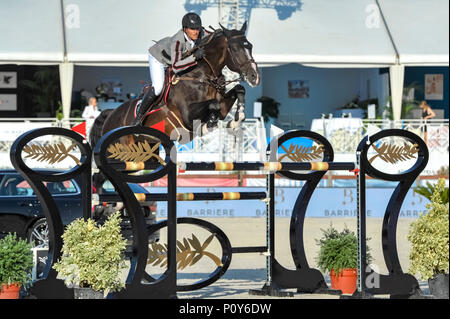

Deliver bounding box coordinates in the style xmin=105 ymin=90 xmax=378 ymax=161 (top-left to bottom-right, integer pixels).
xmin=59 ymin=62 xmax=74 ymax=123
xmin=389 ymin=64 xmax=405 ymax=121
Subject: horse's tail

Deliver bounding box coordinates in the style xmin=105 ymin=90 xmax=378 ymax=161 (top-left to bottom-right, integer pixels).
xmin=89 ymin=108 xmax=114 ymax=194
xmin=89 ymin=108 xmax=114 ymax=148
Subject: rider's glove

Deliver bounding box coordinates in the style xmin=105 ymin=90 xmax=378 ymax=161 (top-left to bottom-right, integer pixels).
xmin=193 ymin=47 xmax=205 ymax=61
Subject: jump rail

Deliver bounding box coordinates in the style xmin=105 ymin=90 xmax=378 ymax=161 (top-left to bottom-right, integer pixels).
xmin=10 ymin=126 xmax=429 ymax=299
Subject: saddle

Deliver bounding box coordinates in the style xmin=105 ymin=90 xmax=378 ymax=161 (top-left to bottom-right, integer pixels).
xmin=133 ymin=68 xmax=174 ymax=132
xmin=139 ymin=69 xmax=173 ymax=110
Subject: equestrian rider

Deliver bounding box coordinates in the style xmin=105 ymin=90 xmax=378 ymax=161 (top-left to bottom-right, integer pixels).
xmin=131 ymin=12 xmax=208 ymax=125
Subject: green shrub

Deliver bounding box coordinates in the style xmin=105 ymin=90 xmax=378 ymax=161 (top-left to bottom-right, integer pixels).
xmin=315 ymin=224 xmax=372 ymax=277
xmin=0 ymin=233 xmax=33 ymax=289
xmin=414 ymin=180 xmax=449 ymax=204
xmin=53 ymin=212 xmax=127 ymax=295
xmin=408 ymin=178 xmax=449 ymax=280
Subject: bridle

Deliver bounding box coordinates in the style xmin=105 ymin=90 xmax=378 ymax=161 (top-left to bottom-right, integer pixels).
xmin=225 ymin=34 xmax=256 ymax=74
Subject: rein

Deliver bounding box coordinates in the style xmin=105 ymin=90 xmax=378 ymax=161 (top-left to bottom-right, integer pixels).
xmin=172 ymin=72 xmax=242 ymax=96
xmin=173 ymin=30 xmax=246 ymax=94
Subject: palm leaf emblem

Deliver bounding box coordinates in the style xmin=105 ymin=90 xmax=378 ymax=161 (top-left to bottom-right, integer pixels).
xmin=369 ymin=143 xmax=419 ymax=164
xmin=23 ymin=142 xmax=81 ymax=166
xmin=147 ymin=234 xmax=222 ymax=270
xmin=278 ymin=143 xmax=324 ymax=162
xmin=107 ymin=141 xmax=165 ymax=165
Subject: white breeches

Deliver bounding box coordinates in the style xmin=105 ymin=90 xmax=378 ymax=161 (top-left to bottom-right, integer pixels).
xmin=148 ymin=52 xmax=165 ymax=96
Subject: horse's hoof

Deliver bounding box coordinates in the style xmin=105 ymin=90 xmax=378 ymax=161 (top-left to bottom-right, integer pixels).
xmin=235 ymin=111 xmax=245 ymax=122
xmin=207 ymin=116 xmax=219 ymax=128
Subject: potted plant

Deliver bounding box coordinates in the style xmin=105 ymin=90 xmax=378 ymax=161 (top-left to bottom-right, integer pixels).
xmin=408 ymin=178 xmax=449 ymax=299
xmin=53 ymin=212 xmax=128 ymax=299
xmin=315 ymin=224 xmax=372 ymax=294
xmin=20 ymin=66 xmax=61 ymax=117
xmin=379 ymin=82 xmax=424 ymax=120
xmin=0 ymin=233 xmax=33 ymax=299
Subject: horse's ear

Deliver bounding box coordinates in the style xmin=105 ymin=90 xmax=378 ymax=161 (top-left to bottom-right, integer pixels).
xmin=240 ymin=21 xmax=247 ymax=33
xmin=219 ymin=23 xmax=232 ymax=37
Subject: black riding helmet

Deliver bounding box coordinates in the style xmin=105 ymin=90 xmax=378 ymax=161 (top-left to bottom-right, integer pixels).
xmin=182 ymin=12 xmax=202 ymax=29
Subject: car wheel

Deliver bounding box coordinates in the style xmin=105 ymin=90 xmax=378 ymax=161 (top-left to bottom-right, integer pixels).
xmin=28 ymin=219 xmax=49 ymax=248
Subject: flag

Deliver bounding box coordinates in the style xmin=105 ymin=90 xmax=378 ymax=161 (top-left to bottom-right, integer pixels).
xmin=71 ymin=121 xmax=86 ymax=137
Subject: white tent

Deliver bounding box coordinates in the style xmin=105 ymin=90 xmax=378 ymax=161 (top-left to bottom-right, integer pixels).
xmin=377 ymin=0 xmax=449 ymax=119
xmin=0 ymin=0 xmax=448 ymax=120
xmin=0 ymin=0 xmax=64 ymax=64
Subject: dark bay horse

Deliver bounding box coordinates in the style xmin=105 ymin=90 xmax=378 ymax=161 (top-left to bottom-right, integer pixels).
xmin=91 ymin=22 xmax=260 ymax=147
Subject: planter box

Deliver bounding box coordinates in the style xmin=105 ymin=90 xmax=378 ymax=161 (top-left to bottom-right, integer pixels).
xmin=0 ymin=283 xmax=20 ymax=299
xmin=74 ymin=287 xmax=104 ymax=299
xmin=330 ymin=268 xmax=357 ymax=294
xmin=429 ymin=273 xmax=449 ymax=299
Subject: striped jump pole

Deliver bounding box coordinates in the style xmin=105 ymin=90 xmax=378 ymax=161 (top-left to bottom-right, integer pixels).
xmin=180 ymin=161 xmax=355 ymax=172
xmin=96 ymin=191 xmax=267 ymax=203
xmin=108 ymin=160 xmax=356 ymax=172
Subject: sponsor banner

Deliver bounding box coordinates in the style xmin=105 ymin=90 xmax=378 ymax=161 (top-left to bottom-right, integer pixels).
xmin=148 ymin=187 xmax=428 ymax=218
xmin=2 ymin=122 xmax=53 ymax=142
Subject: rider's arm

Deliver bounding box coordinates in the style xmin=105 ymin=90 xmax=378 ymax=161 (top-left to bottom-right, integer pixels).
xmin=170 ymin=40 xmax=197 ymax=73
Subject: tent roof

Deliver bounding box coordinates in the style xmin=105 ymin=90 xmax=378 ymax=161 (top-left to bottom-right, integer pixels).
xmin=0 ymin=0 xmax=448 ymax=67
xmin=0 ymin=0 xmax=64 ymax=64
xmin=249 ymin=0 xmax=397 ymax=67
xmin=378 ymin=0 xmax=449 ymax=66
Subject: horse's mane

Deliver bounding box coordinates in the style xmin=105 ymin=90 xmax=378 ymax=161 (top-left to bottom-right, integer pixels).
xmin=198 ymin=27 xmax=246 ymax=48
xmin=198 ymin=29 xmax=224 ymax=47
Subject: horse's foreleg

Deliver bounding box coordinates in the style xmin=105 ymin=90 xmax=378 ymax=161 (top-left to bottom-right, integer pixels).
xmin=184 ymin=99 xmax=221 ymax=136
xmin=206 ymin=100 xmax=221 ymax=128
xmin=233 ymin=84 xmax=246 ymax=123
xmin=221 ymin=84 xmax=246 ymax=130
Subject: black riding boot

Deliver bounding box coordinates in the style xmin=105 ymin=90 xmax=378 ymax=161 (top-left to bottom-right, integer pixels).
xmin=131 ymin=86 xmax=157 ymax=126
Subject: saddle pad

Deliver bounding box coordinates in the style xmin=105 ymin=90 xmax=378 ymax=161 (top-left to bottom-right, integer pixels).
xmin=133 ymin=101 xmax=165 ymax=133
xmin=147 ymin=108 xmax=165 ymax=133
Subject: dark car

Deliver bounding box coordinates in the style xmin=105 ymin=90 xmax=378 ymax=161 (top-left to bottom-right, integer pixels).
xmin=0 ymin=169 xmax=158 ymax=248
xmin=94 ymin=179 xmax=159 ymax=245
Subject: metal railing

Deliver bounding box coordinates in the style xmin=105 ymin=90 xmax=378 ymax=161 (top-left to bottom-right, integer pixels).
xmin=311 ymin=118 xmax=449 ymax=154
xmin=175 ymin=118 xmax=266 ymax=162
xmin=1 ymin=117 xmax=447 ymax=174
xmin=0 ymin=117 xmax=267 ymax=167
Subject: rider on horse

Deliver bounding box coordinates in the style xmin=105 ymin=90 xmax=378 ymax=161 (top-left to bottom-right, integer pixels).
xmin=131 ymin=12 xmax=209 ymax=126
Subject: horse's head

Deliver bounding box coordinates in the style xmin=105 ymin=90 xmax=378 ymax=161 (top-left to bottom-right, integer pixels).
xmin=220 ymin=22 xmax=260 ymax=87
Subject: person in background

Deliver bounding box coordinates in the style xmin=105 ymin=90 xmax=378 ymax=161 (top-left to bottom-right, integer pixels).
xmin=419 ymin=100 xmax=436 ymax=144
xmin=82 ymin=97 xmax=101 ymax=140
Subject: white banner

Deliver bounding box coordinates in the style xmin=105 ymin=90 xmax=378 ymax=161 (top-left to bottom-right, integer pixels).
xmin=1 ymin=122 xmax=54 ymax=142
xmin=0 ymin=94 xmax=17 ymax=111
